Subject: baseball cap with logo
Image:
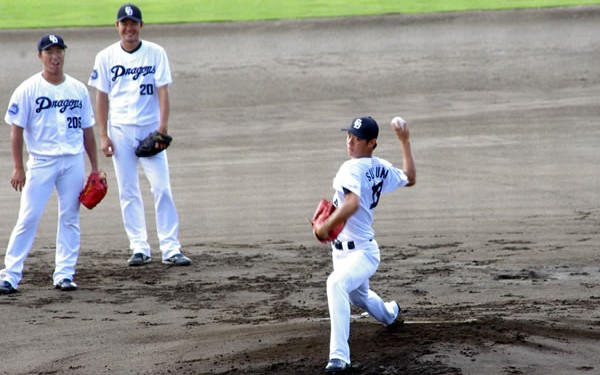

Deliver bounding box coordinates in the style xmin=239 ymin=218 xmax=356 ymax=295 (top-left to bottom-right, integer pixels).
xmin=37 ymin=34 xmax=67 ymax=52
xmin=117 ymin=3 xmax=142 ymax=22
xmin=341 ymin=116 xmax=379 ymax=140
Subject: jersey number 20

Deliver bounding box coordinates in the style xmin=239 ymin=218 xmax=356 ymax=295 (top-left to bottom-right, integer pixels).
xmin=140 ymin=84 xmax=154 ymax=96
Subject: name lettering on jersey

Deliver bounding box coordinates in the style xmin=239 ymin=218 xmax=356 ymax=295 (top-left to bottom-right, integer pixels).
xmin=110 ymin=65 xmax=156 ymax=82
xmin=365 ymin=166 xmax=389 ymax=182
xmin=35 ymin=97 xmax=83 ymax=113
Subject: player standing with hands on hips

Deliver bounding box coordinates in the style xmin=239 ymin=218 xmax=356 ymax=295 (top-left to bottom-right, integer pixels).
xmin=0 ymin=35 xmax=99 ymax=295
xmin=88 ymin=3 xmax=191 ymax=267
xmin=312 ymin=116 xmax=416 ymax=372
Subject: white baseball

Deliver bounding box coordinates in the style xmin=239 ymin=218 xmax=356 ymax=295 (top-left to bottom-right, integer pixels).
xmin=392 ymin=116 xmax=406 ymax=130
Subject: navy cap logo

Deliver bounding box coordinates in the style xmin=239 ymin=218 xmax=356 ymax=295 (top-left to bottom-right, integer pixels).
xmin=37 ymin=33 xmax=67 ymax=52
xmin=117 ymin=3 xmax=142 ymax=22
xmin=342 ymin=116 xmax=379 ymax=140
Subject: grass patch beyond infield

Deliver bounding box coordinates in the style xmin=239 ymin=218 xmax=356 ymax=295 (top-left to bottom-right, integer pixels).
xmin=0 ymin=0 xmax=599 ymax=29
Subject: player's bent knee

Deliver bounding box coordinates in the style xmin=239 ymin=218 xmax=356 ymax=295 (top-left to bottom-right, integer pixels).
xmin=326 ymin=273 xmax=351 ymax=294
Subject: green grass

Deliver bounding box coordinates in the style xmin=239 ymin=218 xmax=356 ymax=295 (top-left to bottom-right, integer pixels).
xmin=1 ymin=0 xmax=599 ymax=29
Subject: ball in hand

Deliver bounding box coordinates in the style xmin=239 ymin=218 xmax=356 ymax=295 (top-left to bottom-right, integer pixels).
xmin=392 ymin=116 xmax=406 ymax=129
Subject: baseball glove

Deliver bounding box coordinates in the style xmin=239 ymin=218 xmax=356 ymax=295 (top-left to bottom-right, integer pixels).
xmin=311 ymin=198 xmax=345 ymax=243
xmin=135 ymin=130 xmax=172 ymax=157
xmin=79 ymin=172 xmax=108 ymax=210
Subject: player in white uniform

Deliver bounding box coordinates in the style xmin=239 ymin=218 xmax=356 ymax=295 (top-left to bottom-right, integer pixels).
xmin=88 ymin=3 xmax=191 ymax=267
xmin=313 ymin=116 xmax=416 ymax=372
xmin=0 ymin=34 xmax=99 ymax=295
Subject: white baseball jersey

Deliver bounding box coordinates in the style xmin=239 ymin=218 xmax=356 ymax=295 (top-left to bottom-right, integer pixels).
xmin=88 ymin=40 xmax=172 ymax=126
xmin=5 ymin=73 xmax=95 ymax=155
xmin=332 ymin=156 xmax=409 ymax=242
xmin=87 ymin=39 xmax=182 ymax=259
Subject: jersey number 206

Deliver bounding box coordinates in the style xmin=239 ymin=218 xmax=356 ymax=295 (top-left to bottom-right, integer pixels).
xmin=67 ymin=116 xmax=82 ymax=128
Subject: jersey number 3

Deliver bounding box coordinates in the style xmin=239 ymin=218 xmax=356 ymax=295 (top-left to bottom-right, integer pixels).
xmin=370 ymin=181 xmax=383 ymax=209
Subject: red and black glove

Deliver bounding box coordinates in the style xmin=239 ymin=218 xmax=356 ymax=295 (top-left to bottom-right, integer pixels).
xmin=311 ymin=199 xmax=345 ymax=243
xmin=80 ymin=172 xmax=108 ymax=210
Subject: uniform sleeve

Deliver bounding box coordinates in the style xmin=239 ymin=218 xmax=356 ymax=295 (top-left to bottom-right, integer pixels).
xmin=154 ymin=47 xmax=172 ymax=87
xmin=5 ymin=84 xmax=30 ymax=128
xmin=88 ymin=52 xmax=110 ymax=93
xmin=382 ymin=165 xmax=409 ymax=194
xmin=80 ymin=85 xmax=95 ymax=129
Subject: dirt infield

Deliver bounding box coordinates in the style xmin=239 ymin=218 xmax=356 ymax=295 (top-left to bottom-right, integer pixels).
xmin=1 ymin=6 xmax=599 ymax=375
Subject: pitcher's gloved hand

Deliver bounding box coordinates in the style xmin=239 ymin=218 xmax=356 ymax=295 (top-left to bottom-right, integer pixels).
xmin=135 ymin=130 xmax=172 ymax=157
xmin=311 ymin=199 xmax=345 ymax=243
xmin=80 ymin=171 xmax=108 ymax=210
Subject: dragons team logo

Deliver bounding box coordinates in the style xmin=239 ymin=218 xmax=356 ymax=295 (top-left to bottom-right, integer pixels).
xmin=110 ymin=65 xmax=156 ymax=82
xmin=8 ymin=103 xmax=19 ymax=116
xmin=49 ymin=34 xmax=58 ymax=44
xmin=125 ymin=6 xmax=134 ymax=16
xmin=353 ymin=118 xmax=362 ymax=129
xmin=34 ymin=97 xmax=83 ymax=113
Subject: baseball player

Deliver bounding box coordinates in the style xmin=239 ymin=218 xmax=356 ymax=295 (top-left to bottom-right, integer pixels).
xmin=312 ymin=116 xmax=416 ymax=372
xmin=0 ymin=34 xmax=99 ymax=295
xmin=88 ymin=3 xmax=191 ymax=267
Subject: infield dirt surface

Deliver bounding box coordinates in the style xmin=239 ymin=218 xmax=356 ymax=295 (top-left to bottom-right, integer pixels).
xmin=0 ymin=7 xmax=599 ymax=375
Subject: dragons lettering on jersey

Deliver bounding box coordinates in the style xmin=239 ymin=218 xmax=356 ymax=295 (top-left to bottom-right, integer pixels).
xmin=110 ymin=65 xmax=156 ymax=82
xmin=365 ymin=166 xmax=389 ymax=182
xmin=35 ymin=97 xmax=83 ymax=113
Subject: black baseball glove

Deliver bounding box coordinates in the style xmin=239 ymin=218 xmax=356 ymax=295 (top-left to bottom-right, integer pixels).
xmin=135 ymin=130 xmax=172 ymax=157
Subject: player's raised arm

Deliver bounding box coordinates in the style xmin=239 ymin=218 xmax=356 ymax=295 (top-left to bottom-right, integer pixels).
xmin=391 ymin=116 xmax=416 ymax=186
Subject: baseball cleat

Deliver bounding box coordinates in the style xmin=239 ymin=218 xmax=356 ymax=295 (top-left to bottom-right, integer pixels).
xmin=0 ymin=280 xmax=17 ymax=295
xmin=162 ymin=253 xmax=192 ymax=266
xmin=55 ymin=278 xmax=78 ymax=291
xmin=325 ymin=358 xmax=350 ymax=372
xmin=128 ymin=253 xmax=152 ymax=267
xmin=387 ymin=301 xmax=404 ymax=329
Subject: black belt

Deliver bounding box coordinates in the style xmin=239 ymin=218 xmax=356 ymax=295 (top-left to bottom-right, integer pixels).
xmin=333 ymin=240 xmax=355 ymax=250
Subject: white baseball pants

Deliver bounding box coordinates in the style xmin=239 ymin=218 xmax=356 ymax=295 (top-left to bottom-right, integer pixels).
xmin=109 ymin=124 xmax=181 ymax=260
xmin=1 ymin=154 xmax=85 ymax=288
xmin=327 ymin=239 xmax=399 ymax=364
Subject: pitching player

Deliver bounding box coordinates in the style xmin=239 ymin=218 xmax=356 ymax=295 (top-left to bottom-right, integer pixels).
xmin=88 ymin=3 xmax=191 ymax=267
xmin=0 ymin=34 xmax=99 ymax=295
xmin=313 ymin=116 xmax=416 ymax=372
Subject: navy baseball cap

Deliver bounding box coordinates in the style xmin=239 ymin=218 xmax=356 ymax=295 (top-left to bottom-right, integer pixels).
xmin=341 ymin=116 xmax=379 ymax=140
xmin=117 ymin=3 xmax=142 ymax=22
xmin=37 ymin=34 xmax=67 ymax=52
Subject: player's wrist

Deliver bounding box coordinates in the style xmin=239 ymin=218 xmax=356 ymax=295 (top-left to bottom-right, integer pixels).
xmin=315 ymin=225 xmax=326 ymax=240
